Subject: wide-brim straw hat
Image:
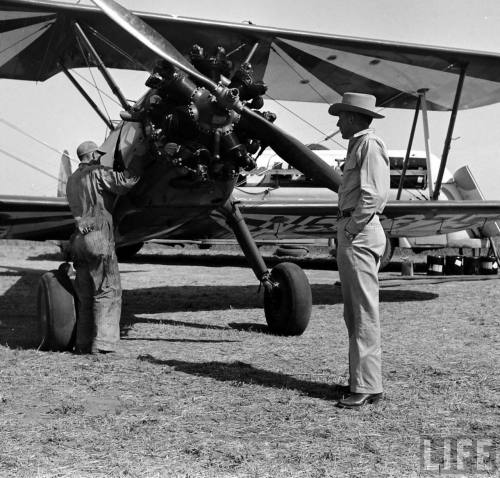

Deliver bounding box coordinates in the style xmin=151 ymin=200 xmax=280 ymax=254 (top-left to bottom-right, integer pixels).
xmin=328 ymin=92 xmax=384 ymax=118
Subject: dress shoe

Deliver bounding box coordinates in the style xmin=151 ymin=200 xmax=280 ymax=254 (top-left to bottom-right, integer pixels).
xmin=336 ymin=385 xmax=351 ymax=398
xmin=337 ymin=392 xmax=382 ymax=409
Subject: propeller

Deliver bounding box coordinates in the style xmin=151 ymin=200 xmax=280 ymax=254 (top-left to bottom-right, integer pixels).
xmin=91 ymin=0 xmax=342 ymax=192
xmin=240 ymin=108 xmax=343 ymax=190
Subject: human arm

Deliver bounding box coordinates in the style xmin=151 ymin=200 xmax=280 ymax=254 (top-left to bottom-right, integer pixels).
xmin=95 ymin=168 xmax=140 ymax=195
xmin=345 ymin=138 xmax=389 ymax=236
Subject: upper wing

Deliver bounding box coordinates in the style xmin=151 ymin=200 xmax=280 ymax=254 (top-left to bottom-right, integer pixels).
xmin=2 ymin=0 xmax=500 ymax=110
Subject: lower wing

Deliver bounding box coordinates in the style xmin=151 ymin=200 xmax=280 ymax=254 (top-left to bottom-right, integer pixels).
xmin=1 ymin=194 xmax=500 ymax=241
xmin=236 ymin=199 xmax=500 ymax=239
xmin=0 ymin=195 xmax=74 ymax=240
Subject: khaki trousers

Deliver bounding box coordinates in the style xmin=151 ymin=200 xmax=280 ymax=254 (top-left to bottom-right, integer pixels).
xmin=337 ymin=215 xmax=386 ymax=394
xmin=72 ymin=230 xmax=122 ymax=353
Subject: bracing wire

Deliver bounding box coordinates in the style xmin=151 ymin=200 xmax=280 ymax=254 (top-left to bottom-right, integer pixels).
xmin=0 ymin=148 xmax=60 ymax=183
xmin=269 ymin=45 xmax=333 ymax=105
xmin=0 ymin=118 xmax=78 ymax=164
xmin=72 ymin=70 xmax=123 ymax=107
xmin=75 ymin=31 xmax=113 ymax=125
xmin=87 ymin=26 xmax=150 ymax=72
xmin=264 ymin=93 xmax=346 ymax=150
xmin=0 ymin=23 xmax=52 ymax=56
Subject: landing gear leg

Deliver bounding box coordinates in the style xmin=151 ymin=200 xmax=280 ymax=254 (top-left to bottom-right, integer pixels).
xmin=221 ymin=199 xmax=312 ymax=335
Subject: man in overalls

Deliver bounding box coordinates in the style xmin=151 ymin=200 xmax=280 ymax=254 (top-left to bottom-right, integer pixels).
xmin=67 ymin=141 xmax=139 ymax=354
xmin=329 ymin=93 xmax=390 ymax=408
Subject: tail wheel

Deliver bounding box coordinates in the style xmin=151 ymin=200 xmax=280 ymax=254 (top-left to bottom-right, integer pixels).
xmin=274 ymin=245 xmax=309 ymax=258
xmin=37 ymin=265 xmax=76 ymax=351
xmin=264 ymin=262 xmax=312 ymax=336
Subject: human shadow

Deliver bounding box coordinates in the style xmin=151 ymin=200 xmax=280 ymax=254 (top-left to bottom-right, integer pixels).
xmin=138 ymin=355 xmax=348 ymax=401
xmin=0 ymin=266 xmax=47 ymax=349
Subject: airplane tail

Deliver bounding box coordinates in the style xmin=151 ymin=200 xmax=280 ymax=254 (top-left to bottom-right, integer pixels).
xmin=453 ymin=166 xmax=500 ymax=237
xmin=57 ymin=150 xmax=72 ymax=197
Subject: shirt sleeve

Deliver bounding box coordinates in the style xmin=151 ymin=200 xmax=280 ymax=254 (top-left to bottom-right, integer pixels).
xmin=347 ymin=138 xmax=389 ymax=235
xmin=95 ymin=168 xmax=140 ymax=195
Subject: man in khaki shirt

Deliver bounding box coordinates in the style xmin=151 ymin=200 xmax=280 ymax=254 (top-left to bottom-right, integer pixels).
xmin=329 ymin=93 xmax=390 ymax=408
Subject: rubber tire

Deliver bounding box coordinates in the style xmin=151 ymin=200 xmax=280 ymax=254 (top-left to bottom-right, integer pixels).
xmin=379 ymin=234 xmax=395 ymax=271
xmin=264 ymin=262 xmax=312 ymax=336
xmin=37 ymin=268 xmax=77 ymax=351
xmin=274 ymin=246 xmax=309 ymax=258
xmin=116 ymin=242 xmax=144 ymax=262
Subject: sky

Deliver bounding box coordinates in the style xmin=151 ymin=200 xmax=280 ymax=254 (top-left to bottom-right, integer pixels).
xmin=2 ymin=0 xmax=500 ymax=198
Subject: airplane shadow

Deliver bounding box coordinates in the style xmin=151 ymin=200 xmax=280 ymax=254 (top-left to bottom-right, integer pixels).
xmin=120 ymin=284 xmax=438 ymax=336
xmin=29 ymin=250 xmax=337 ymax=271
xmin=129 ymin=252 xmax=339 ymax=271
xmin=0 ymin=266 xmax=46 ymax=349
xmin=28 ymin=250 xmax=429 ymax=275
xmin=123 ymin=284 xmax=436 ymax=314
xmin=0 ymin=266 xmax=438 ymax=349
xmin=138 ymin=355 xmax=348 ymax=401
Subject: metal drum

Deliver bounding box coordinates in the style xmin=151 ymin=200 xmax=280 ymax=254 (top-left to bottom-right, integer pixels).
xmin=427 ymin=255 xmax=444 ymax=276
xmin=478 ymin=256 xmax=499 ymax=275
xmin=463 ymin=256 xmax=479 ymax=275
xmin=444 ymin=255 xmax=464 ymax=275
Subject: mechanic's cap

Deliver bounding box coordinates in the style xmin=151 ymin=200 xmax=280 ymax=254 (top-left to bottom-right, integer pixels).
xmin=76 ymin=141 xmax=105 ymax=160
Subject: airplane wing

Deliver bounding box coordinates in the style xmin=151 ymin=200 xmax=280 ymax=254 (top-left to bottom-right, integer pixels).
xmin=236 ymin=198 xmax=500 ymax=239
xmin=2 ymin=0 xmax=500 ymax=110
xmin=2 ymin=192 xmax=500 ymax=241
xmin=0 ymin=195 xmax=74 ymax=240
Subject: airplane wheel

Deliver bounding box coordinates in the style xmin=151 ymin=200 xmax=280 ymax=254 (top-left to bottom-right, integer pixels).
xmin=264 ymin=262 xmax=312 ymax=336
xmin=116 ymin=242 xmax=144 ymax=261
xmin=37 ymin=266 xmax=77 ymax=351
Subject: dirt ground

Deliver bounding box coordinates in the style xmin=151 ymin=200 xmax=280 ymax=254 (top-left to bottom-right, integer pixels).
xmin=0 ymin=240 xmax=498 ymax=478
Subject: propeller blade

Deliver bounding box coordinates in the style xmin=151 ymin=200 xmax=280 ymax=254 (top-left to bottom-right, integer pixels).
xmin=91 ymin=0 xmax=217 ymax=91
xmin=241 ymin=109 xmax=342 ymax=192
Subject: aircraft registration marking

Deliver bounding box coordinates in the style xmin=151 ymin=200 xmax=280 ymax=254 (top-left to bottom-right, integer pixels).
xmin=241 ymin=212 xmax=499 ymax=239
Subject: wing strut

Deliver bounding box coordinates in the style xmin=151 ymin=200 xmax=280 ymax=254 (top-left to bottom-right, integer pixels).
xmin=73 ymin=22 xmax=131 ymax=112
xmin=418 ymin=89 xmax=435 ymax=199
xmin=396 ymin=94 xmax=421 ymax=200
xmin=59 ymin=62 xmax=115 ymax=131
xmin=432 ymin=64 xmax=467 ymax=200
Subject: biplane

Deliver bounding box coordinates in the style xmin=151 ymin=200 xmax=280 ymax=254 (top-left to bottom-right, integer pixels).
xmin=2 ymin=0 xmax=500 ymax=347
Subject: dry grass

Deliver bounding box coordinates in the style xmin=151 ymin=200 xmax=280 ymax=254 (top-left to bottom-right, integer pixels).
xmin=0 ymin=240 xmax=498 ymax=477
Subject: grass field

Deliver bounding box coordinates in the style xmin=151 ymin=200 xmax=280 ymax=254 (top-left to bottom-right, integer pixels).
xmin=0 ymin=241 xmax=498 ymax=477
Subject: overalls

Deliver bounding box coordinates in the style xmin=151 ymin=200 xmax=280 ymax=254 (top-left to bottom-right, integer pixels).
xmin=66 ymin=163 xmax=138 ymax=352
